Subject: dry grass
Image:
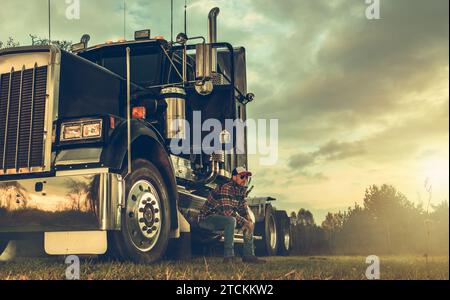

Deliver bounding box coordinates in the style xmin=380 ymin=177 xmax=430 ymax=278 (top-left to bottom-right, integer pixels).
xmin=0 ymin=255 xmax=448 ymax=280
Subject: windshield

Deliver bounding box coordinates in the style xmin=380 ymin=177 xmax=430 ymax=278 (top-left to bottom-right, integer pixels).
xmin=99 ymin=46 xmax=162 ymax=87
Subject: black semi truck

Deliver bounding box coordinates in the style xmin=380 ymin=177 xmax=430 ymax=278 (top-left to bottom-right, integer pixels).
xmin=0 ymin=8 xmax=291 ymax=263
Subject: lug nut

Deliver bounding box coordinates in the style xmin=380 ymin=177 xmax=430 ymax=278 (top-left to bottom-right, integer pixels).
xmin=154 ymin=208 xmax=159 ymax=213
xmin=152 ymin=226 xmax=157 ymax=231
xmin=139 ymin=218 xmax=145 ymax=223
xmin=151 ymin=201 xmax=156 ymax=205
xmin=147 ymin=229 xmax=153 ymax=234
xmin=142 ymin=226 xmax=148 ymax=231
xmin=139 ymin=208 xmax=144 ymax=213
xmin=142 ymin=200 xmax=147 ymax=205
xmin=154 ymin=218 xmax=159 ymax=223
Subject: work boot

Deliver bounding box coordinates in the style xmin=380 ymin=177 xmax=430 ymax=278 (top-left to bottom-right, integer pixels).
xmin=242 ymin=255 xmax=266 ymax=264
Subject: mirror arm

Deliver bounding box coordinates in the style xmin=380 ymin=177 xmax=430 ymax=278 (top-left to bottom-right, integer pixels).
xmin=219 ymin=71 xmax=252 ymax=104
xmin=160 ymin=44 xmax=184 ymax=82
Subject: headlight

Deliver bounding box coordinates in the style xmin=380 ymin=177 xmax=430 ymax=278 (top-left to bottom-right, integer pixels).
xmin=61 ymin=124 xmax=82 ymax=140
xmin=60 ymin=119 xmax=103 ymax=142
xmin=83 ymin=121 xmax=102 ymax=138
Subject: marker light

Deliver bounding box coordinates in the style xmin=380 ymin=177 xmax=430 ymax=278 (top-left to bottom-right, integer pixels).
xmin=132 ymin=107 xmax=146 ymax=119
xmin=135 ymin=29 xmax=151 ymax=40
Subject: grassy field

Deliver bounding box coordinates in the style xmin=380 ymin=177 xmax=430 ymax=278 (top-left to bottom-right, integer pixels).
xmin=0 ymin=255 xmax=448 ymax=280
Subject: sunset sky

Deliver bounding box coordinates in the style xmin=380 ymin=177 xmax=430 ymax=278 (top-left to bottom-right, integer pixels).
xmin=0 ymin=0 xmax=448 ymax=222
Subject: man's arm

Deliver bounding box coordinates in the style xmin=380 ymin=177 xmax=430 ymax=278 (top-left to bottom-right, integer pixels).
xmin=216 ymin=186 xmax=247 ymax=226
xmin=238 ymin=198 xmax=250 ymax=222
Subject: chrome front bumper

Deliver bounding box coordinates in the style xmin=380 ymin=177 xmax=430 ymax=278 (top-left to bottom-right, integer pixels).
xmin=0 ymin=168 xmax=124 ymax=232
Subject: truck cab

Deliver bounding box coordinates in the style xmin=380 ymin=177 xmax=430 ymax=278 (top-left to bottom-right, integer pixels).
xmin=0 ymin=8 xmax=291 ymax=262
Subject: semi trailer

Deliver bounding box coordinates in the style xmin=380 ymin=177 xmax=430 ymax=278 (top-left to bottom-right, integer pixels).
xmin=0 ymin=7 xmax=291 ymax=263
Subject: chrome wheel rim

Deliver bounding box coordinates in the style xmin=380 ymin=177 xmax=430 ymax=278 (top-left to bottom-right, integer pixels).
xmin=268 ymin=215 xmax=277 ymax=250
xmin=284 ymin=228 xmax=290 ymax=250
xmin=126 ymin=180 xmax=162 ymax=252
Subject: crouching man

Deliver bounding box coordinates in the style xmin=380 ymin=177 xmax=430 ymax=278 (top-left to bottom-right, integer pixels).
xmin=199 ymin=167 xmax=266 ymax=264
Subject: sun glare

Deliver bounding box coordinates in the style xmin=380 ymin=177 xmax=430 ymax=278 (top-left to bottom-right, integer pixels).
xmin=421 ymin=158 xmax=449 ymax=188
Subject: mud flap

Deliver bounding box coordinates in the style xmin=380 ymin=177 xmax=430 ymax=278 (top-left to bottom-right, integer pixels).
xmin=165 ymin=212 xmax=192 ymax=260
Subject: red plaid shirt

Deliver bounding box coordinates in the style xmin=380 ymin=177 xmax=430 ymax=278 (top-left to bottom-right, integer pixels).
xmin=199 ymin=180 xmax=249 ymax=226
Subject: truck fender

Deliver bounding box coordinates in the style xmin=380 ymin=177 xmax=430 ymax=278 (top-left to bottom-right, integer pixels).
xmin=101 ymin=119 xmax=179 ymax=231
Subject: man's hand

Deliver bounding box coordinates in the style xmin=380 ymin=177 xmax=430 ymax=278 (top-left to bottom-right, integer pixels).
xmin=242 ymin=219 xmax=254 ymax=234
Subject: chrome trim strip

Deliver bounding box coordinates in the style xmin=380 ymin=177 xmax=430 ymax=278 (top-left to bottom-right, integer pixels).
xmin=2 ymin=68 xmax=13 ymax=171
xmin=14 ymin=66 xmax=25 ymax=170
xmin=55 ymin=167 xmax=109 ymax=177
xmin=55 ymin=158 xmax=101 ymax=166
xmin=27 ymin=64 xmax=37 ymax=170
xmin=42 ymin=46 xmax=61 ymax=173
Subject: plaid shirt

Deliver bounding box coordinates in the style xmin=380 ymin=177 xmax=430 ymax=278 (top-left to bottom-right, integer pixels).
xmin=199 ymin=180 xmax=249 ymax=226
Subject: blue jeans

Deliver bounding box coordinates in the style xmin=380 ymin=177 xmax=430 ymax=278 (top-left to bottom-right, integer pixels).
xmin=199 ymin=215 xmax=255 ymax=258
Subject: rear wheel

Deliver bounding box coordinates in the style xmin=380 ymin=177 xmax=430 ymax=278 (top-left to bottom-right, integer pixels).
xmin=108 ymin=159 xmax=171 ymax=263
xmin=275 ymin=210 xmax=291 ymax=256
xmin=255 ymin=206 xmax=278 ymax=256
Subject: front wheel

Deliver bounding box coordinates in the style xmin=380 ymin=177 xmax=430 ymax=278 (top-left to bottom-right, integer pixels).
xmin=109 ymin=159 xmax=171 ymax=263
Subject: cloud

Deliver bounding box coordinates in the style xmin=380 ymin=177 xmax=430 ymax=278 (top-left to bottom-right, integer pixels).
xmin=289 ymin=152 xmax=316 ymax=169
xmin=317 ymin=140 xmax=366 ymax=161
xmin=1 ymin=0 xmax=448 ymax=222
xmin=289 ymin=140 xmax=366 ymax=170
xmin=246 ymin=0 xmax=448 ymax=143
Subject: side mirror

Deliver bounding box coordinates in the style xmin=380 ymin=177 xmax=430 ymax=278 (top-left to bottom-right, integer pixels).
xmin=246 ymin=93 xmax=255 ymax=103
xmin=238 ymin=93 xmax=255 ymax=105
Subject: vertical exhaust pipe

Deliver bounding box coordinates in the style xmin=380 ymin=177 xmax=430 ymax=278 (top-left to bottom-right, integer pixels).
xmin=208 ymin=7 xmax=220 ymax=73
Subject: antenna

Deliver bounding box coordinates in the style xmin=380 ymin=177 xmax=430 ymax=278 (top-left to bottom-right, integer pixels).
xmin=171 ymin=0 xmax=174 ymax=42
xmin=184 ymin=0 xmax=187 ymax=35
xmin=123 ymin=0 xmax=126 ymax=39
xmin=48 ymin=0 xmax=51 ymax=43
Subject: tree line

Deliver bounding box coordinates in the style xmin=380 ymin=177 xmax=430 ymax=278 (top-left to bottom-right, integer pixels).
xmin=289 ymin=184 xmax=449 ymax=255
xmin=0 ymin=36 xmax=72 ymax=50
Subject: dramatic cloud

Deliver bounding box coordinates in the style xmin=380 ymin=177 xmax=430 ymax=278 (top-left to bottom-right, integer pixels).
xmin=0 ymin=0 xmax=448 ymax=222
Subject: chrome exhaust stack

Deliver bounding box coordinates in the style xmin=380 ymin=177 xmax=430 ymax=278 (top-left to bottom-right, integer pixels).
xmin=208 ymin=7 xmax=220 ymax=73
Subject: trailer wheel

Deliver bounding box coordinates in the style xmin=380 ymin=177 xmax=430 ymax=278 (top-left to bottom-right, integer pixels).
xmin=109 ymin=159 xmax=171 ymax=263
xmin=255 ymin=205 xmax=278 ymax=256
xmin=275 ymin=211 xmax=291 ymax=256
xmin=0 ymin=240 xmax=9 ymax=256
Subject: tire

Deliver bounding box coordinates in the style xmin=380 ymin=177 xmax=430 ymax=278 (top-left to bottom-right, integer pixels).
xmin=0 ymin=240 xmax=9 ymax=256
xmin=255 ymin=205 xmax=278 ymax=256
xmin=275 ymin=211 xmax=291 ymax=256
xmin=108 ymin=159 xmax=171 ymax=263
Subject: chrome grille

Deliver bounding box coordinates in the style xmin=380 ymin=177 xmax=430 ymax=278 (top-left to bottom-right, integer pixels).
xmin=0 ymin=65 xmax=48 ymax=173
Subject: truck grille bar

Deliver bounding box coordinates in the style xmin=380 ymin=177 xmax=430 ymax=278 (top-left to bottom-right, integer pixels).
xmin=0 ymin=65 xmax=48 ymax=174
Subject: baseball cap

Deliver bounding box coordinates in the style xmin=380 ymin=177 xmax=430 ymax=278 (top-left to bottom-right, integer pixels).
xmin=232 ymin=166 xmax=252 ymax=177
